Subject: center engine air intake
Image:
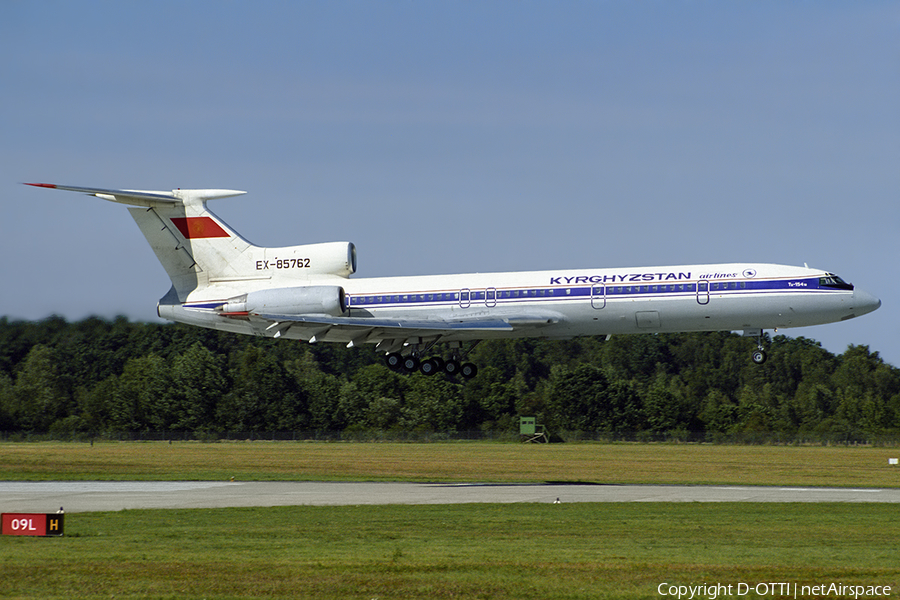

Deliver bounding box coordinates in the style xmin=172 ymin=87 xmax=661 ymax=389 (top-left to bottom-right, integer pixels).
xmin=219 ymin=286 xmax=346 ymax=316
xmin=265 ymin=242 xmax=357 ymax=277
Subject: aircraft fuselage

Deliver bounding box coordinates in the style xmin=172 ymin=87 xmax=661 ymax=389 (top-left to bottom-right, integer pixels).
xmin=163 ymin=262 xmax=880 ymax=345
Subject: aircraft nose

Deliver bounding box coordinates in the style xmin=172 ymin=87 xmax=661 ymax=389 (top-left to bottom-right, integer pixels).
xmin=851 ymin=289 xmax=881 ymax=317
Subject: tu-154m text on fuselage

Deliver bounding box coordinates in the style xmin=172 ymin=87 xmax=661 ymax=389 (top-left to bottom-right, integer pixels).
xmin=27 ymin=183 xmax=881 ymax=378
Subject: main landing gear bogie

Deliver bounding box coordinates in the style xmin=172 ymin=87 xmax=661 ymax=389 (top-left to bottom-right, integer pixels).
xmin=385 ymin=352 xmax=478 ymax=379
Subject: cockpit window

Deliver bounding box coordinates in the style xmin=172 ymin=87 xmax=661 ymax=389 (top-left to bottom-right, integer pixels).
xmin=819 ymin=274 xmax=854 ymax=290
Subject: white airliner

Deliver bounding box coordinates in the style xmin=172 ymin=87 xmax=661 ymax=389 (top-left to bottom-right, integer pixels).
xmin=28 ymin=183 xmax=881 ymax=378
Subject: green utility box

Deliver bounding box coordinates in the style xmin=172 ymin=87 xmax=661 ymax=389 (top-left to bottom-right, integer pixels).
xmin=519 ymin=416 xmax=547 ymax=443
xmin=519 ymin=416 xmax=537 ymax=436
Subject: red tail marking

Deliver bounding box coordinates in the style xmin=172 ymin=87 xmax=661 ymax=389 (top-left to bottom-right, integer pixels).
xmin=171 ymin=217 xmax=230 ymax=239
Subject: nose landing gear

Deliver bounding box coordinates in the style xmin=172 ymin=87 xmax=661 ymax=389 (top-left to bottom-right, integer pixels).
xmin=748 ymin=329 xmax=768 ymax=364
xmin=751 ymin=348 xmax=768 ymax=364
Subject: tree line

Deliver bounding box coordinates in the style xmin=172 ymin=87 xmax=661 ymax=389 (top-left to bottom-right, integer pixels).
xmin=1 ymin=315 xmax=898 ymax=443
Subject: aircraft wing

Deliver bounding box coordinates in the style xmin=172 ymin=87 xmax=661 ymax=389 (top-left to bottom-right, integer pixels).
xmin=251 ymin=311 xmax=561 ymax=344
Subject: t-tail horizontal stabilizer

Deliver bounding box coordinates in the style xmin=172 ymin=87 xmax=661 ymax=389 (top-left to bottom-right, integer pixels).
xmin=24 ymin=183 xmax=246 ymax=208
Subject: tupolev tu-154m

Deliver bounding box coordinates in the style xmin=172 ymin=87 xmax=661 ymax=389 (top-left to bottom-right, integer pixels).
xmin=27 ymin=183 xmax=881 ymax=378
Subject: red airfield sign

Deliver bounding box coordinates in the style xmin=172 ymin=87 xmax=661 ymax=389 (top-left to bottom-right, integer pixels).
xmin=2 ymin=513 xmax=64 ymax=537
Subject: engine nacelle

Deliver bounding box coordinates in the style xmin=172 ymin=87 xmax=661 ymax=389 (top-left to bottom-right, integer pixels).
xmin=264 ymin=242 xmax=357 ymax=277
xmin=220 ymin=285 xmax=346 ymax=316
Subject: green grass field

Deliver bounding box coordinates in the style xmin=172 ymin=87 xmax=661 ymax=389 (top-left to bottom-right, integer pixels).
xmin=3 ymin=442 xmax=900 ymax=598
xmin=2 ymin=441 xmax=900 ymax=487
xmin=4 ymin=503 xmax=900 ymax=599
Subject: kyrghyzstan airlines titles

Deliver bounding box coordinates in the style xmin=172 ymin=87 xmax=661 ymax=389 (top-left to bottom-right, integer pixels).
xmin=550 ymin=272 xmax=692 ymax=285
xmin=548 ymin=271 xmax=755 ymax=285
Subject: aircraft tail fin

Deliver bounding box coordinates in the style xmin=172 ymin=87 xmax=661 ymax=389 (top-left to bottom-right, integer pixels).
xmin=26 ymin=184 xmax=252 ymax=300
xmin=26 ymin=183 xmax=357 ymax=305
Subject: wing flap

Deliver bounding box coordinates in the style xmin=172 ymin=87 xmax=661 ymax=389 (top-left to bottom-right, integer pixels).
xmin=247 ymin=311 xmax=564 ymax=347
xmin=255 ymin=313 xmax=517 ymax=332
xmin=250 ymin=311 xmax=562 ymax=341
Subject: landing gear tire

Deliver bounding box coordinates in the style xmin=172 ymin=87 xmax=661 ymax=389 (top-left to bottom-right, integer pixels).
xmin=420 ymin=358 xmax=440 ymax=376
xmin=444 ymin=359 xmax=460 ymax=376
xmin=460 ymin=362 xmax=478 ymax=379
xmin=385 ymin=353 xmax=403 ymax=371
xmin=402 ymin=355 xmax=420 ymax=373
xmin=751 ymin=349 xmax=768 ymax=365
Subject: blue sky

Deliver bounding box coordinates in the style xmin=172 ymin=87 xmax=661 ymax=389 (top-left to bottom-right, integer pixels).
xmin=3 ymin=1 xmax=898 ymax=365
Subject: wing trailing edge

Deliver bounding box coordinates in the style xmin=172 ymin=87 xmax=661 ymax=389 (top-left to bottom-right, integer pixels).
xmin=255 ymin=313 xmax=518 ymax=332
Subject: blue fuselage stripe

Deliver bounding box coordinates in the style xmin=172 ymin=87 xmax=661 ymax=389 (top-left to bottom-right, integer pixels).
xmin=347 ymin=277 xmax=840 ymax=309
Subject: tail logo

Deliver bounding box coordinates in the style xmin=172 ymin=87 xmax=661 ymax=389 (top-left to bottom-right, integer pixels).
xmin=171 ymin=217 xmax=230 ymax=239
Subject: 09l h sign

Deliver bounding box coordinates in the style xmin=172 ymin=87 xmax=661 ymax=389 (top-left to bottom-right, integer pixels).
xmin=2 ymin=513 xmax=64 ymax=537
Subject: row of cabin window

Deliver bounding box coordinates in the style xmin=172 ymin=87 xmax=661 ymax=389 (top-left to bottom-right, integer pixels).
xmin=600 ymin=282 xmax=749 ymax=294
xmin=351 ymin=289 xmax=565 ymax=305
xmin=349 ymin=281 xmax=760 ymax=306
xmin=599 ymin=284 xmax=697 ymax=294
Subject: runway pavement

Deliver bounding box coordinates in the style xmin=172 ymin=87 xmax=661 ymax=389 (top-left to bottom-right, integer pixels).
xmin=2 ymin=481 xmax=900 ymax=513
